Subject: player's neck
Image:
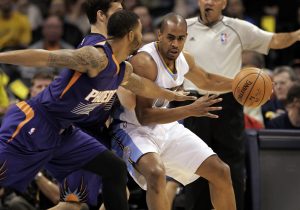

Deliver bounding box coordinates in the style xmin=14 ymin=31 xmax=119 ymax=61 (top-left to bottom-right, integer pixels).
xmin=91 ymin=23 xmax=108 ymax=37
xmin=156 ymin=43 xmax=176 ymax=71
xmin=107 ymin=39 xmax=129 ymax=64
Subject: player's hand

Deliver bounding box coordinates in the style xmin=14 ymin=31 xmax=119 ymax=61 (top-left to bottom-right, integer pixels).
xmin=166 ymin=90 xmax=197 ymax=102
xmin=188 ymin=94 xmax=223 ymax=118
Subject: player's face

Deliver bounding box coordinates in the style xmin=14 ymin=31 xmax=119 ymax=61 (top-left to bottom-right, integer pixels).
xmin=129 ymin=20 xmax=143 ymax=55
xmin=198 ymin=0 xmax=227 ymax=24
xmin=158 ymin=23 xmax=187 ymax=61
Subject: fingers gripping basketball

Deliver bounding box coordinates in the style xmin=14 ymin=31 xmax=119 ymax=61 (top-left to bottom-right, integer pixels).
xmin=232 ymin=67 xmax=273 ymax=107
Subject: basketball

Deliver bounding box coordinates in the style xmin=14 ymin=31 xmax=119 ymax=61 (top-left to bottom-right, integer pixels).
xmin=232 ymin=67 xmax=273 ymax=107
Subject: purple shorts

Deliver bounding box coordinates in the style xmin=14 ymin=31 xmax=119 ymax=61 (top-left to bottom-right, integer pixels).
xmin=0 ymin=101 xmax=107 ymax=194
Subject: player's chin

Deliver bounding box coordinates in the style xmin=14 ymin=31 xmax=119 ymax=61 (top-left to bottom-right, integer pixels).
xmin=167 ymin=53 xmax=178 ymax=60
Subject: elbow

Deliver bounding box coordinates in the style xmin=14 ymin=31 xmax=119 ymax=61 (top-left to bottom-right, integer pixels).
xmin=136 ymin=110 xmax=152 ymax=126
xmin=136 ymin=115 xmax=149 ymax=126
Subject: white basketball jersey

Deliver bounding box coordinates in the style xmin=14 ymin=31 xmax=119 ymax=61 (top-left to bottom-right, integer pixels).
xmin=115 ymin=42 xmax=189 ymax=125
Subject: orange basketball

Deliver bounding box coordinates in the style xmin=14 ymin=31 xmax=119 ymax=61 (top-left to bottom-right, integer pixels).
xmin=232 ymin=67 xmax=273 ymax=107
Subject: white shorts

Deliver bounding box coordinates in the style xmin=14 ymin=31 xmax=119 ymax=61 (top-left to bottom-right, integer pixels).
xmin=110 ymin=121 xmax=215 ymax=190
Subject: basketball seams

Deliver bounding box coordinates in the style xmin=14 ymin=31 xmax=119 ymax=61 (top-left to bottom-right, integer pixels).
xmin=233 ymin=72 xmax=260 ymax=99
xmin=256 ymin=74 xmax=266 ymax=106
xmin=259 ymin=73 xmax=273 ymax=105
xmin=243 ymin=70 xmax=261 ymax=106
xmin=233 ymin=67 xmax=272 ymax=107
xmin=259 ymin=73 xmax=270 ymax=106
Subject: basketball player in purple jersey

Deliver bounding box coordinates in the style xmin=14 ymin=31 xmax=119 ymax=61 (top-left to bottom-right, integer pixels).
xmin=60 ymin=1 xmax=126 ymax=208
xmin=0 ymin=10 xmax=195 ymax=210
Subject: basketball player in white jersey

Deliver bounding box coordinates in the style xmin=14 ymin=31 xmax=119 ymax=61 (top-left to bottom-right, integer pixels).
xmin=110 ymin=13 xmax=236 ymax=210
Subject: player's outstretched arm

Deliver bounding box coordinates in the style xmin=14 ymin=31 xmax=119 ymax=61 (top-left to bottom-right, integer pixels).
xmin=269 ymin=29 xmax=300 ymax=49
xmin=183 ymin=52 xmax=233 ymax=92
xmin=135 ymin=94 xmax=223 ymax=125
xmin=0 ymin=46 xmax=108 ymax=76
xmin=121 ymin=61 xmax=196 ymax=102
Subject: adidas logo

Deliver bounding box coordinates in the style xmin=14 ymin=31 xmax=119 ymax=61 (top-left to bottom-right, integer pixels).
xmin=189 ymin=37 xmax=196 ymax=41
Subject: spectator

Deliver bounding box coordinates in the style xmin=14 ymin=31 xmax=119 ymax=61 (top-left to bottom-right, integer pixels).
xmin=262 ymin=66 xmax=298 ymax=126
xmin=15 ymin=0 xmax=43 ymax=31
xmin=267 ymin=82 xmax=300 ymax=129
xmin=291 ymin=58 xmax=300 ymax=80
xmin=0 ymin=0 xmax=31 ymax=50
xmin=132 ymin=4 xmax=156 ymax=45
xmin=139 ymin=0 xmax=174 ymax=23
xmin=173 ymin=0 xmax=198 ymax=18
xmin=65 ymin=0 xmax=90 ymax=35
xmin=33 ymin=0 xmax=83 ymax=47
xmin=20 ymin=15 xmax=74 ymax=84
xmin=30 ymin=72 xmax=54 ymax=98
xmin=225 ymin=0 xmax=257 ymax=25
xmin=132 ymin=4 xmax=154 ymax=33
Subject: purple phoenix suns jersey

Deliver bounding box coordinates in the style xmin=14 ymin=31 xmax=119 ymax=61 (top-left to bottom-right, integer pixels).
xmin=32 ymin=34 xmax=126 ymax=129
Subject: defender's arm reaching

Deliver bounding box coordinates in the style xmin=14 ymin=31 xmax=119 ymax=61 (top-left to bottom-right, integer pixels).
xmin=0 ymin=46 xmax=108 ymax=77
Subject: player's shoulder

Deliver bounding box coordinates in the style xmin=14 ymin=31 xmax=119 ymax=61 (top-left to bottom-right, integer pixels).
xmin=138 ymin=42 xmax=156 ymax=54
xmin=130 ymin=51 xmax=155 ymax=68
xmin=134 ymin=42 xmax=157 ymax=64
xmin=186 ymin=17 xmax=198 ymax=27
xmin=222 ymin=16 xmax=253 ymax=29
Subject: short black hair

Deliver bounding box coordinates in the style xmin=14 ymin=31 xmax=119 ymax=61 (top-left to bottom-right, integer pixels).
xmin=286 ymin=83 xmax=300 ymax=105
xmin=107 ymin=10 xmax=140 ymax=39
xmin=159 ymin=12 xmax=187 ymax=33
xmin=84 ymin=0 xmax=123 ymax=24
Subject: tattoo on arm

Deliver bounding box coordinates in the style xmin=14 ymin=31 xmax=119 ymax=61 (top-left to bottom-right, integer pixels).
xmin=48 ymin=47 xmax=108 ymax=73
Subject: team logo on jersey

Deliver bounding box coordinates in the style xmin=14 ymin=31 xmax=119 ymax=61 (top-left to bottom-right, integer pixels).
xmin=85 ymin=89 xmax=116 ymax=103
xmin=71 ymin=89 xmax=117 ymax=115
xmin=220 ymin=32 xmax=228 ymax=44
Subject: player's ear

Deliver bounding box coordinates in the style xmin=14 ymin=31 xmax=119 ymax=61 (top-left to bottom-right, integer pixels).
xmin=157 ymin=31 xmax=162 ymax=41
xmin=128 ymin=31 xmax=134 ymax=42
xmin=222 ymin=0 xmax=227 ymax=10
xmin=97 ymin=10 xmax=106 ymax=22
